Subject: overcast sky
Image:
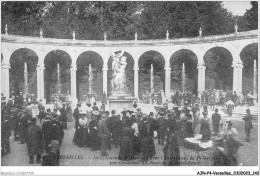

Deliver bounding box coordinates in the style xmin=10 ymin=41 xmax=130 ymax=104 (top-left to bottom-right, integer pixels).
xmin=222 ymin=1 xmax=252 ymax=16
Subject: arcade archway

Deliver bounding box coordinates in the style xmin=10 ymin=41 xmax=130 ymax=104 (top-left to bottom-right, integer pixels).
xmin=240 ymin=43 xmax=258 ymax=95
xmin=170 ymin=49 xmax=198 ymax=94
xmin=138 ymin=50 xmax=165 ymax=100
xmin=204 ymin=47 xmax=233 ymax=91
xmin=44 ymin=50 xmax=71 ymax=103
xmin=76 ymin=51 xmax=103 ymax=101
xmin=9 ymin=48 xmax=38 ymax=98
xmin=107 ymin=51 xmax=134 ymax=97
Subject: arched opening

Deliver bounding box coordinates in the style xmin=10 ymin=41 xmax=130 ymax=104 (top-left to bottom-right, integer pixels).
xmin=44 ymin=50 xmax=71 ymax=103
xmin=76 ymin=51 xmax=103 ymax=102
xmin=240 ymin=43 xmax=258 ymax=95
xmin=9 ymin=48 xmax=38 ymax=98
xmin=170 ymin=49 xmax=198 ymax=94
xmin=203 ymin=47 xmax=233 ymax=91
xmin=138 ymin=50 xmax=165 ymax=100
xmin=107 ymin=51 xmax=134 ymax=97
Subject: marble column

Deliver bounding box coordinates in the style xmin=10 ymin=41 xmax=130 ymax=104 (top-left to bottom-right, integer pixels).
xmin=70 ymin=65 xmax=77 ymax=105
xmin=36 ymin=65 xmax=45 ymax=103
xmin=102 ymin=65 xmax=108 ymax=95
xmin=133 ymin=65 xmax=139 ymax=99
xmin=197 ymin=63 xmax=206 ymax=94
xmin=151 ymin=64 xmax=154 ymax=93
xmin=164 ymin=65 xmax=171 ymax=99
xmin=1 ymin=63 xmax=10 ymax=100
xmin=232 ymin=62 xmax=243 ymax=93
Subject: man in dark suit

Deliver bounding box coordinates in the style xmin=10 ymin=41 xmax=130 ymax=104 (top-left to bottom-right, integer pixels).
xmin=139 ymin=114 xmax=156 ymax=161
xmin=27 ymin=118 xmax=43 ymax=164
xmin=97 ymin=112 xmax=110 ymax=156
xmin=73 ymin=103 xmax=81 ymax=128
xmin=42 ymin=115 xmax=53 ymax=151
xmin=18 ymin=110 xmax=28 ymax=144
xmin=212 ymin=108 xmax=221 ymax=135
xmin=156 ymin=112 xmax=167 ymax=146
xmin=59 ymin=103 xmax=67 ymax=129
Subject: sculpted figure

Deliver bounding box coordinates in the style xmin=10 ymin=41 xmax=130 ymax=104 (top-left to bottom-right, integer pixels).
xmin=111 ymin=51 xmax=128 ymax=95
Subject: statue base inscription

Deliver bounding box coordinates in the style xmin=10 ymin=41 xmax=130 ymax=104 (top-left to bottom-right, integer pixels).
xmin=108 ymin=96 xmax=135 ymax=112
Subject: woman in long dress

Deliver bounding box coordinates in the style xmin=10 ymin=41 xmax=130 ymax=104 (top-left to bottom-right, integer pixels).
xmin=119 ymin=119 xmax=134 ymax=160
xmin=200 ymin=112 xmax=211 ymax=142
xmin=77 ymin=114 xmax=88 ymax=147
xmin=88 ymin=114 xmax=100 ymax=150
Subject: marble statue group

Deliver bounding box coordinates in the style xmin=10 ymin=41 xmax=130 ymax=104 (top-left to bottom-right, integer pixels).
xmin=111 ymin=50 xmax=128 ymax=96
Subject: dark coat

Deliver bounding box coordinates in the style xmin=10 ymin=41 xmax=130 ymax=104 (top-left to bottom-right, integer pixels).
xmin=27 ymin=124 xmax=43 ymax=155
xmin=139 ymin=118 xmax=156 ymax=158
xmin=212 ymin=113 xmax=221 ymax=133
xmin=50 ymin=121 xmax=64 ymax=144
xmin=97 ymin=119 xmax=110 ymax=139
xmin=89 ymin=120 xmax=100 ymax=150
xmin=38 ymin=111 xmax=46 ymax=121
xmin=42 ymin=120 xmax=53 ymax=141
xmin=200 ymin=118 xmax=211 ymax=141
xmin=59 ymin=107 xmax=67 ymax=121
xmin=163 ymin=132 xmax=180 ymax=166
xmin=73 ymin=107 xmax=80 ymax=128
xmin=243 ymin=114 xmax=253 ymax=129
xmin=42 ymin=151 xmax=59 ymax=166
xmin=156 ymin=116 xmax=167 ymax=131
xmin=119 ymin=126 xmax=134 ymax=160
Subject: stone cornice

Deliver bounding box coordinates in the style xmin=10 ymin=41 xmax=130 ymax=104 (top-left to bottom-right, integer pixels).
xmin=1 ymin=30 xmax=258 ymax=47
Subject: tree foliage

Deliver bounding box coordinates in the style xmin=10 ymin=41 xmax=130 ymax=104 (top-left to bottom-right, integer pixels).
xmin=2 ymin=1 xmax=257 ymax=39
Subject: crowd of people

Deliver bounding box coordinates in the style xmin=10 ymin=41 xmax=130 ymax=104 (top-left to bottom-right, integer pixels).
xmin=141 ymin=88 xmax=256 ymax=107
xmin=1 ymin=89 xmax=254 ymax=166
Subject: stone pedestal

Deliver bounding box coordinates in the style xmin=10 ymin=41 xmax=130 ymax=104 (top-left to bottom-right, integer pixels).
xmin=108 ymin=96 xmax=135 ymax=112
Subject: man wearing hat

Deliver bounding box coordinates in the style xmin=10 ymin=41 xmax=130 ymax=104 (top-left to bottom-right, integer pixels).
xmin=18 ymin=110 xmax=28 ymax=144
xmin=59 ymin=103 xmax=68 ymax=129
xmin=139 ymin=114 xmax=156 ymax=161
xmin=50 ymin=114 xmax=64 ymax=147
xmin=42 ymin=115 xmax=53 ymax=151
xmin=212 ymin=108 xmax=221 ymax=135
xmin=156 ymin=112 xmax=167 ymax=146
xmin=107 ymin=110 xmax=121 ymax=148
xmin=97 ymin=111 xmax=110 ymax=156
xmin=27 ymin=117 xmax=43 ymax=164
xmin=73 ymin=103 xmax=81 ymax=130
xmin=89 ymin=113 xmax=101 ymax=151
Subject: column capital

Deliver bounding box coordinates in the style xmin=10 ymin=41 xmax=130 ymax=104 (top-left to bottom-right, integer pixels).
xmin=197 ymin=63 xmax=206 ymax=69
xmin=70 ymin=66 xmax=77 ymax=71
xmin=36 ymin=65 xmax=45 ymax=70
xmin=1 ymin=64 xmax=10 ymax=69
xmin=232 ymin=62 xmax=243 ymax=68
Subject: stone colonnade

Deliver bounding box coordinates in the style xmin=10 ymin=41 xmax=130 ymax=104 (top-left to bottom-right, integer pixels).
xmin=1 ymin=31 xmax=258 ymax=105
xmin=0 ymin=51 xmax=249 ymax=105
